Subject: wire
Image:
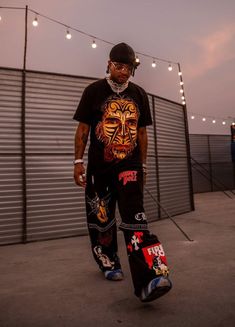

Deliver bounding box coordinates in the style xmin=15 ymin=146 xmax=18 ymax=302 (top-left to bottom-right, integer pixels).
xmin=0 ymin=5 xmax=179 ymax=64
xmin=145 ymin=187 xmax=194 ymax=242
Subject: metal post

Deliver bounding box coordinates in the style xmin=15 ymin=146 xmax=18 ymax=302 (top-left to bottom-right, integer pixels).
xmin=152 ymin=96 xmax=161 ymax=218
xmin=21 ymin=5 xmax=28 ymax=243
xmin=207 ymin=135 xmax=213 ymax=192
xmin=178 ymin=63 xmax=195 ymax=210
xmin=182 ymin=105 xmax=195 ymax=210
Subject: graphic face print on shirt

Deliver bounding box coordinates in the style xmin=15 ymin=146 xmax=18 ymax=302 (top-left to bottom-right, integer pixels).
xmin=95 ymin=95 xmax=139 ymax=161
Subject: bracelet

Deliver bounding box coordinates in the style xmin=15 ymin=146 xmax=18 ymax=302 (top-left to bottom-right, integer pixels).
xmin=74 ymin=159 xmax=84 ymax=165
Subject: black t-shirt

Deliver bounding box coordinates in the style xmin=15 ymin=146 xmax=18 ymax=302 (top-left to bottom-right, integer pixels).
xmin=73 ymin=78 xmax=152 ymax=173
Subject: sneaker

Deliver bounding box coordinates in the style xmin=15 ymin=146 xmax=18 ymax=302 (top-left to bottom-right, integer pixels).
xmin=104 ymin=269 xmax=124 ymax=281
xmin=140 ymin=276 xmax=172 ymax=302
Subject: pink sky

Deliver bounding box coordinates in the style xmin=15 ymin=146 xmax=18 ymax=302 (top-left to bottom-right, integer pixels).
xmin=185 ymin=22 xmax=235 ymax=79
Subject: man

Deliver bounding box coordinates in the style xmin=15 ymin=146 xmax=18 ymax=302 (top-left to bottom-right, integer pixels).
xmin=73 ymin=42 xmax=172 ymax=302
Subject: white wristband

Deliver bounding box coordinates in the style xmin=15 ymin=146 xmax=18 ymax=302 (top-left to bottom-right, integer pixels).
xmin=74 ymin=159 xmax=84 ymax=165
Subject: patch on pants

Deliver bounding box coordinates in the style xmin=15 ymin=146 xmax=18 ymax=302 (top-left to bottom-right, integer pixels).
xmin=142 ymin=243 xmax=169 ymax=276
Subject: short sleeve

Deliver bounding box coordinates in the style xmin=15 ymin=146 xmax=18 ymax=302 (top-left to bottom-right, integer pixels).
xmin=138 ymin=88 xmax=152 ymax=127
xmin=73 ymin=85 xmax=93 ymax=125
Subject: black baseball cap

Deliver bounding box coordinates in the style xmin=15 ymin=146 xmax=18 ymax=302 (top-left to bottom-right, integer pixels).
xmin=109 ymin=42 xmax=140 ymax=68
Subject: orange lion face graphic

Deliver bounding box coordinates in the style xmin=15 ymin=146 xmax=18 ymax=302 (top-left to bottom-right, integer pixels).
xmin=96 ymin=96 xmax=139 ymax=161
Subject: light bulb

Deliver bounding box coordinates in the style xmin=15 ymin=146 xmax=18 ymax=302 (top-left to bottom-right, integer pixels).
xmin=135 ymin=56 xmax=140 ymax=63
xmin=92 ymin=40 xmax=97 ymax=48
xmin=180 ymin=89 xmax=184 ymax=93
xmin=232 ymin=122 xmax=235 ymax=126
xmin=66 ymin=30 xmax=72 ymax=39
xmin=212 ymin=120 xmax=216 ymax=124
xmin=178 ymin=71 xmax=182 ymax=76
xmin=182 ymin=101 xmax=186 ymax=105
xmin=202 ymin=117 xmax=206 ymax=122
xmin=180 ymin=81 xmax=184 ymax=85
xmin=0 ymin=15 xmax=2 ymax=22
xmin=181 ymin=96 xmax=185 ymax=100
xmin=191 ymin=115 xmax=195 ymax=119
xmin=32 ymin=17 xmax=38 ymax=27
xmin=222 ymin=121 xmax=226 ymax=125
xmin=152 ymin=60 xmax=156 ymax=68
xmin=168 ymin=64 xmax=173 ymax=71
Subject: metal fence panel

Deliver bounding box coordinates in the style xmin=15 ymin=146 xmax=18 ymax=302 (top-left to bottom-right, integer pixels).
xmin=143 ymin=95 xmax=159 ymax=222
xmin=0 ymin=67 xmax=193 ymax=245
xmin=158 ymin=157 xmax=192 ymax=216
xmin=189 ymin=134 xmax=235 ymax=192
xmin=190 ymin=135 xmax=211 ymax=192
xmin=25 ymin=72 xmax=95 ymax=241
xmin=0 ymin=69 xmax=23 ymax=244
xmin=210 ymin=135 xmax=231 ymax=163
xmin=190 ymin=134 xmax=210 ymax=163
xmin=154 ymin=97 xmax=192 ymax=217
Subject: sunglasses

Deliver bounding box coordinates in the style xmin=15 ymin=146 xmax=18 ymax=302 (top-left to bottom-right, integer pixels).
xmin=110 ymin=61 xmax=133 ymax=73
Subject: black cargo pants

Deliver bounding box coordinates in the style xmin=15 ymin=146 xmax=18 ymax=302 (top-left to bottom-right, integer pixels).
xmin=85 ymin=163 xmax=169 ymax=296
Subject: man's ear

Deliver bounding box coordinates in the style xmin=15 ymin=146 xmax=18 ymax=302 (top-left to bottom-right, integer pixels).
xmin=106 ymin=61 xmax=111 ymax=74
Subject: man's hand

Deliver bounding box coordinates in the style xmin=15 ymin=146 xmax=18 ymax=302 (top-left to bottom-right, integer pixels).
xmin=143 ymin=171 xmax=147 ymax=186
xmin=74 ymin=163 xmax=86 ymax=188
xmin=73 ymin=122 xmax=90 ymax=188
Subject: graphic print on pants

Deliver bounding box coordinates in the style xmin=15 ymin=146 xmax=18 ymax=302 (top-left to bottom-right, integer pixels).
xmin=86 ymin=192 xmax=111 ymax=223
xmin=142 ymin=243 xmax=169 ymax=277
xmin=95 ymin=95 xmax=140 ymax=161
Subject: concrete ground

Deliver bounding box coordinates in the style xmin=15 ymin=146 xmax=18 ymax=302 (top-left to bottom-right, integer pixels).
xmin=0 ymin=191 xmax=235 ymax=327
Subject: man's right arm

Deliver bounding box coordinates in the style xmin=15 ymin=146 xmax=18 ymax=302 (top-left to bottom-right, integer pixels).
xmin=74 ymin=122 xmax=90 ymax=187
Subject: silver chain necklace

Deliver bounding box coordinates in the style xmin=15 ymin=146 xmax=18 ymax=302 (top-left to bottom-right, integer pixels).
xmin=106 ymin=76 xmax=129 ymax=94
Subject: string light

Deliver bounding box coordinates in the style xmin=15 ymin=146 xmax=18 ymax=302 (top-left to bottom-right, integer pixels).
xmin=168 ymin=63 xmax=173 ymax=71
xmin=32 ymin=16 xmax=38 ymax=27
xmin=176 ymin=63 xmax=186 ymax=105
xmin=0 ymin=7 xmax=181 ymax=73
xmin=91 ymin=39 xmax=97 ymax=48
xmin=189 ymin=113 xmax=235 ymax=127
xmin=2 ymin=6 xmax=235 ymax=125
xmin=151 ymin=59 xmax=156 ymax=68
xmin=66 ymin=29 xmax=72 ymax=39
xmin=1 ymin=6 xmax=187 ymax=104
xmin=1 ymin=6 xmax=187 ymax=105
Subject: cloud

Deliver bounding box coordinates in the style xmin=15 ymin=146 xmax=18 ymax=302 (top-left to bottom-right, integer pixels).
xmin=185 ymin=23 xmax=235 ymax=79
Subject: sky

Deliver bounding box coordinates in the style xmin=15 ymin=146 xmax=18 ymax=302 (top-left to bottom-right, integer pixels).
xmin=0 ymin=0 xmax=235 ymax=134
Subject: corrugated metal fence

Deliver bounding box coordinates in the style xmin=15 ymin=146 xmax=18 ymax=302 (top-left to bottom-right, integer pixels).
xmin=0 ymin=67 xmax=194 ymax=245
xmin=190 ymin=134 xmax=235 ymax=193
